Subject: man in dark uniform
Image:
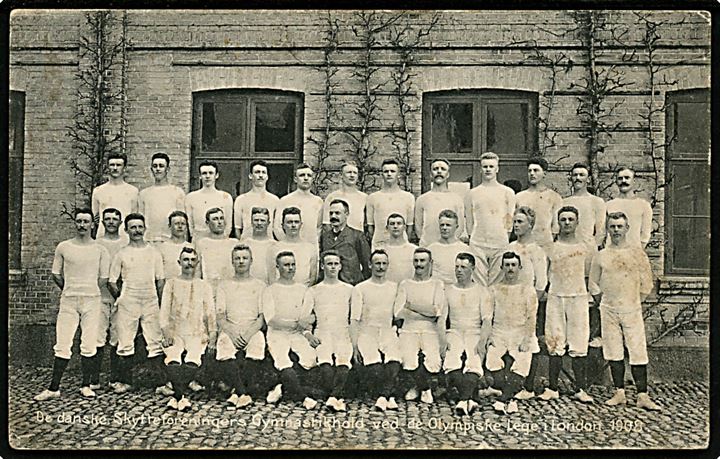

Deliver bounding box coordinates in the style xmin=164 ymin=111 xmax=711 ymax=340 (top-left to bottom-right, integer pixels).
xmin=319 ymin=199 xmax=371 ymax=285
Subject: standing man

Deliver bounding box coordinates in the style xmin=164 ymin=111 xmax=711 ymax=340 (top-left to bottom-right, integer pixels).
xmin=196 ymin=208 xmax=239 ymax=293
xmin=243 ymin=207 xmax=276 ymax=284
xmin=485 ymin=252 xmax=538 ymax=415
xmin=394 ymin=248 xmax=446 ymax=404
xmin=516 ymin=157 xmax=563 ymax=252
xmin=233 ymin=160 xmax=280 ymax=240
xmin=322 ymin=161 xmax=368 ymax=232
xmin=605 ymin=167 xmax=653 ymax=248
xmin=92 ymin=153 xmax=139 ymax=238
xmin=589 ymin=212 xmax=660 ymax=410
xmin=465 ymin=152 xmax=516 ymax=285
xmin=320 ymin=199 xmax=371 ymax=286
xmin=138 ymin=152 xmax=185 ymax=243
xmin=94 ymin=208 xmax=128 ymax=389
xmin=506 ymin=206 xmax=548 ymax=400
xmin=537 ymin=206 xmax=593 ymax=403
xmin=366 ymin=159 xmax=415 ymax=248
xmin=375 ymin=214 xmax=416 ymax=284
xmin=269 ymin=207 xmax=318 ymax=287
xmin=262 ymin=252 xmax=320 ymax=410
xmin=215 ymin=244 xmax=267 ymax=409
xmin=108 ymin=213 xmax=166 ymax=394
xmin=35 ymin=208 xmax=110 ymax=401
xmin=273 ymin=163 xmax=323 ymax=245
xmin=563 ymin=162 xmax=606 ymax=251
xmin=154 ymin=210 xmax=193 ymax=280
xmin=427 ymin=210 xmax=483 ymax=286
xmin=441 ymin=253 xmax=493 ymax=416
xmin=159 ymin=247 xmax=216 ymax=411
xmin=185 ymin=161 xmax=233 ymax=241
xmin=350 ymin=249 xmax=402 ymax=412
xmin=415 ymin=158 xmax=466 ymax=246
xmin=302 ymin=251 xmax=354 ymax=412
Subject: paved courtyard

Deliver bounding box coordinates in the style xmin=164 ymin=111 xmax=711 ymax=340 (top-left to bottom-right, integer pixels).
xmin=8 ymin=365 xmax=709 ymax=450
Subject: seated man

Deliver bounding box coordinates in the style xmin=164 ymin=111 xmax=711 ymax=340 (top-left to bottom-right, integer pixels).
xmin=215 ymin=244 xmax=267 ymax=409
xmin=485 ymin=252 xmax=538 ymax=415
xmin=394 ymin=248 xmax=446 ymax=405
xmin=159 ymin=247 xmax=217 ymax=411
xmin=262 ymin=251 xmax=320 ymax=410
xmin=350 ymin=249 xmax=402 ymax=412
xmin=442 ymin=253 xmax=493 ymax=416
xmin=303 ymin=251 xmax=354 ymax=412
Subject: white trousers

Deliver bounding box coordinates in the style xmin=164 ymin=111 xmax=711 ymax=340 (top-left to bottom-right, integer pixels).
xmin=54 ymin=296 xmax=101 ymax=359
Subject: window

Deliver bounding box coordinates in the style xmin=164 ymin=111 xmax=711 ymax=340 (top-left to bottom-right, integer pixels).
xmin=422 ymin=90 xmax=538 ymax=191
xmin=665 ymin=89 xmax=710 ymax=276
xmin=191 ymin=90 xmax=304 ymax=198
xmin=9 ymin=91 xmax=25 ymax=270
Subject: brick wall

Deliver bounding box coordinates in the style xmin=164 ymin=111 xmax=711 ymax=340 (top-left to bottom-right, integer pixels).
xmin=9 ymin=10 xmax=710 ymax=348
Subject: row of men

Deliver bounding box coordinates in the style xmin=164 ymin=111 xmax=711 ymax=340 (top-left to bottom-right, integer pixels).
xmin=36 ymin=206 xmax=660 ymax=415
xmin=90 ymin=151 xmax=653 ymax=260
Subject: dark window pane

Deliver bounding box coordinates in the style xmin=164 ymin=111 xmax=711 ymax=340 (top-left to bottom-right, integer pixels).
xmin=431 ymin=103 xmax=473 ymax=153
xmin=201 ymin=102 xmax=244 ymax=152
xmin=671 ymin=216 xmax=710 ymax=271
xmin=9 ymin=91 xmax=25 ymax=269
xmin=254 ymin=102 xmax=296 ymax=152
xmin=670 ymin=163 xmax=710 ymax=216
xmin=497 ymin=163 xmax=527 ymax=192
xmin=486 ymin=103 xmax=527 ymax=155
xmin=447 ymin=162 xmax=474 ymax=184
xmin=673 ymin=102 xmax=710 ymax=155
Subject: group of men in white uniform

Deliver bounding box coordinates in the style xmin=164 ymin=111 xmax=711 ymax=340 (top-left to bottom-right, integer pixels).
xmin=35 ymin=149 xmax=661 ymax=415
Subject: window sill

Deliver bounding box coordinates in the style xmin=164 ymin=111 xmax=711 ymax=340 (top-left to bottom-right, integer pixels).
xmin=8 ymin=269 xmax=27 ymax=286
xmin=657 ymin=275 xmax=710 ymax=289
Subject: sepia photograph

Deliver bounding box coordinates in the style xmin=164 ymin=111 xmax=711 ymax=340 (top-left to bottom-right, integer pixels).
xmin=6 ymin=8 xmax=711 ymax=450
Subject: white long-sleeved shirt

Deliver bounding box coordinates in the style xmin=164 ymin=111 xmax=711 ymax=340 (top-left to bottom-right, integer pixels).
xmin=589 ymin=245 xmax=653 ymax=314
xmin=605 ymin=197 xmax=653 ymax=247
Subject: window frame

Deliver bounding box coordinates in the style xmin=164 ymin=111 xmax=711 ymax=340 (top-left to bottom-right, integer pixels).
xmin=9 ymin=90 xmax=25 ymax=271
xmin=421 ymin=90 xmax=538 ymax=192
xmin=664 ymin=88 xmax=710 ymax=276
xmin=190 ymin=89 xmax=304 ymax=198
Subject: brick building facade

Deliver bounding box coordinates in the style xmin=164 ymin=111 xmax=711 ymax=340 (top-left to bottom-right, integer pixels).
xmin=8 ymin=10 xmax=710 ymax=365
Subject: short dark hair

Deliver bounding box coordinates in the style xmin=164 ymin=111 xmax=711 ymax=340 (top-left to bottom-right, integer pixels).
xmin=124 ymin=212 xmax=145 ymax=228
xmin=205 ymin=207 xmax=224 ymax=222
xmin=606 ymin=211 xmax=629 ymax=225
xmin=527 ymin=157 xmax=548 ymax=171
xmin=571 ymin=162 xmax=590 ymax=174
xmin=198 ymin=160 xmax=219 ymax=173
xmin=251 ymin=206 xmax=270 ymax=217
xmin=282 ymin=206 xmax=302 ymax=222
xmin=232 ymin=244 xmax=253 ymax=258
xmin=381 ymin=159 xmax=399 ymax=169
xmin=456 ymin=252 xmax=476 ymax=267
xmin=151 ymin=152 xmax=170 ymax=166
xmin=168 ymin=210 xmax=188 ymax=226
xmin=107 ymin=152 xmax=127 ymax=165
xmin=295 ymin=163 xmax=314 ymax=173
xmin=370 ymin=249 xmax=388 ymax=262
xmin=414 ymin=247 xmax=433 ymax=261
xmin=275 ymin=250 xmax=295 ymax=264
xmin=386 ymin=213 xmax=405 ymax=226
xmin=503 ymin=179 xmax=523 ymax=194
xmin=557 ymin=205 xmax=579 ymax=219
xmin=438 ymin=209 xmax=458 ymax=221
xmin=249 ymin=160 xmax=269 ymax=173
xmin=329 ymin=199 xmax=350 ymax=213
xmin=102 ymin=207 xmax=122 ymax=219
xmin=74 ymin=207 xmax=94 ymax=220
xmin=501 ymin=251 xmax=522 ymax=267
xmin=321 ymin=250 xmax=341 ymax=263
xmin=180 ymin=246 xmax=198 ymax=257
xmin=430 ymin=158 xmax=451 ymax=167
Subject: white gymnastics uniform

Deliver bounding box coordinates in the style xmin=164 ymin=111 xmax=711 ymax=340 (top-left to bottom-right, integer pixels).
xmin=243 ymin=237 xmax=276 ymax=284
xmin=366 ymin=188 xmax=415 ymax=248
xmin=196 ymin=237 xmax=239 ymax=291
xmin=110 ymin=244 xmax=165 ymax=358
xmin=485 ymin=283 xmax=538 ymax=377
xmin=273 ymin=190 xmax=324 ymax=245
xmin=184 ymin=189 xmax=233 ymax=241
xmin=605 ymin=197 xmax=653 ymax=248
xmin=515 ymin=188 xmax=562 ymax=252
xmin=233 ymin=190 xmax=279 ymax=240
xmin=443 ymin=283 xmax=493 ymax=376
xmin=426 ymin=240 xmax=486 ymax=286
xmin=302 ymin=282 xmax=354 ymax=368
xmin=51 ymin=240 xmax=110 ymax=359
xmin=154 ymin=239 xmax=194 ymax=280
xmin=268 ymin=240 xmax=318 ymax=287
xmin=351 ymin=279 xmax=401 ymax=365
xmin=138 ymin=184 xmax=185 ymax=242
xmin=96 ymin=235 xmax=128 ymax=348
xmin=262 ymin=282 xmax=316 ymax=371
xmin=159 ymin=277 xmax=215 ymax=366
xmin=374 ymin=241 xmax=416 ymax=284
xmin=393 ymin=278 xmax=445 ymax=373
xmin=415 ymin=190 xmax=465 ymax=246
xmin=589 ymin=245 xmax=653 ymax=365
xmin=562 ymin=194 xmax=606 ymax=250
xmin=92 ymin=181 xmax=139 ymax=238
xmin=215 ymin=277 xmax=267 ymax=361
